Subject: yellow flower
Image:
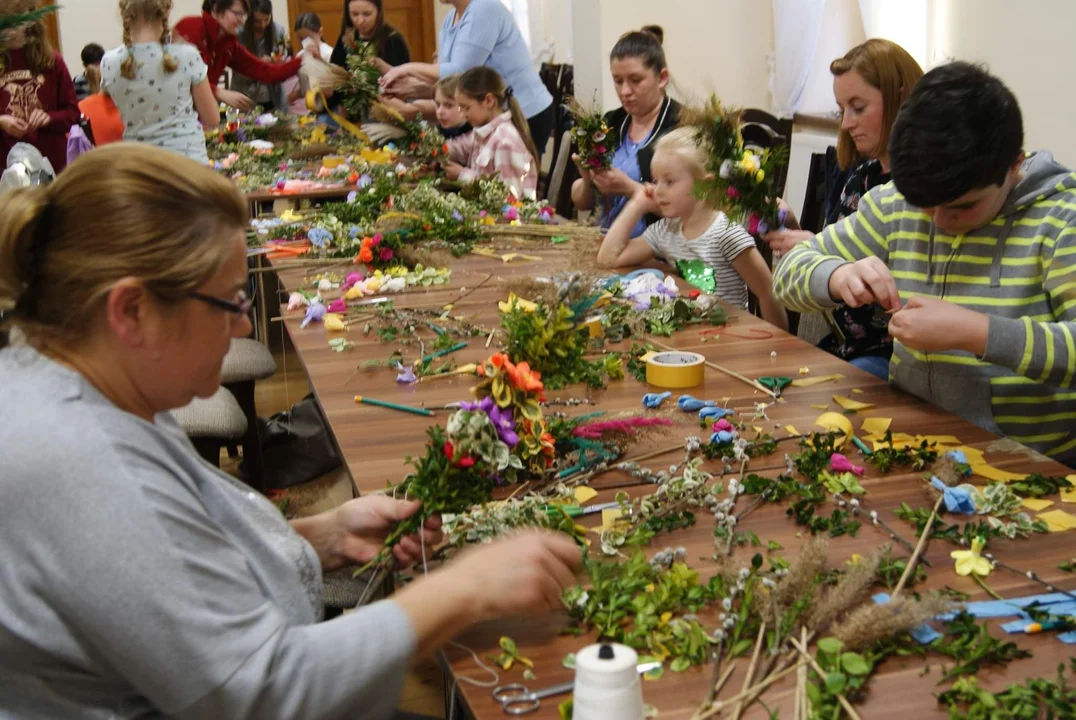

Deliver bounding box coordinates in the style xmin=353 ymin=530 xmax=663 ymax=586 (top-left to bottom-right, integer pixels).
xmin=846 ymin=553 xmax=864 ymax=566
xmin=755 ymin=169 xmax=765 ymax=183
xmin=323 ymin=314 xmax=346 ymax=332
xmin=498 ymin=293 xmax=538 ymax=314
xmin=738 ymin=152 xmax=760 ymax=174
xmin=365 ymin=276 xmax=382 ymax=293
xmin=951 ymin=537 xmax=992 ymax=577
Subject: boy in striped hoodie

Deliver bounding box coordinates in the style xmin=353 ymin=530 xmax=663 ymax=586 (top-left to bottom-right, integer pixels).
xmin=774 ymin=62 xmax=1076 ymax=467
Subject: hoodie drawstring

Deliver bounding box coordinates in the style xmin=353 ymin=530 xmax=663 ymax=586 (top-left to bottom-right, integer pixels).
xmin=990 ymin=216 xmax=1016 ymax=288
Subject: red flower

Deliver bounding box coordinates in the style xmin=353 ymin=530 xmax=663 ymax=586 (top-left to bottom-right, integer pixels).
xmin=443 ymin=440 xmax=454 ymax=458
xmin=457 ymin=455 xmax=476 ymax=468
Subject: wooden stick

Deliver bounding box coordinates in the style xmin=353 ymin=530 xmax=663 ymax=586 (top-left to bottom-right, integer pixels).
xmin=893 ymin=494 xmax=944 ymax=595
xmin=693 ymin=661 xmax=737 ymax=720
xmin=795 ymin=627 xmax=809 ymax=720
xmin=731 ymin=621 xmax=767 ymax=720
xmin=790 ymin=637 xmax=863 ymax=720
xmin=623 ymin=441 xmax=688 ymax=465
xmin=648 ymin=339 xmax=777 ymax=398
xmin=695 ymin=661 xmax=806 ymax=720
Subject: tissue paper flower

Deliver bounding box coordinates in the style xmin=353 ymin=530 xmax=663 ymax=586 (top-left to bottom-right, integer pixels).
xmin=678 ymin=395 xmax=716 ymax=412
xmin=396 ymin=366 xmax=417 ymax=384
xmin=287 ymin=292 xmax=308 ymax=311
xmin=711 ymin=418 xmax=735 ymax=434
xmin=327 ymin=298 xmax=347 ymax=313
xmin=322 ymin=313 xmax=345 ymax=332
xmin=699 ymin=406 xmax=733 ymax=421
xmin=829 ymin=453 xmax=865 ymax=476
xmin=300 ymin=301 xmax=326 ymax=328
xmin=931 ymin=477 xmax=977 ymax=515
xmin=342 ymin=272 xmax=364 ymax=291
xmin=951 ymin=537 xmax=992 ymax=577
xmin=642 ymin=391 xmax=672 ymax=409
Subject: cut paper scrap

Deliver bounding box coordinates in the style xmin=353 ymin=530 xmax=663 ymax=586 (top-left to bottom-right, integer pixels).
xmin=811 ymin=404 xmax=830 ymax=411
xmin=851 ymin=388 xmax=864 ymax=395
xmin=970 ymin=464 xmax=1028 ymax=483
xmin=834 ymin=395 xmax=875 ymax=411
xmin=1037 ymin=509 xmax=1076 ymax=531
xmin=600 ymin=507 xmax=623 ymax=530
xmin=472 ymin=247 xmax=541 ymax=263
xmin=953 ymin=446 xmax=986 ymax=466
xmin=1020 ymin=498 xmax=1055 ymax=512
xmin=498 ymin=293 xmax=538 ymax=314
xmin=1062 ymin=488 xmax=1076 ymax=504
xmin=574 ymin=486 xmax=598 ymax=504
xmin=814 ymin=412 xmax=854 ymax=447
xmin=785 ymin=425 xmax=800 ymax=436
xmin=922 ymin=435 xmax=962 ymax=446
xmin=791 ymin=373 xmax=844 ymax=388
xmin=861 ymin=417 xmax=891 ymax=435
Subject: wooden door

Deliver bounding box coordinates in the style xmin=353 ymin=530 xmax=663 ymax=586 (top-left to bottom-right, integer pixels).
xmin=287 ymin=0 xmax=437 ymax=64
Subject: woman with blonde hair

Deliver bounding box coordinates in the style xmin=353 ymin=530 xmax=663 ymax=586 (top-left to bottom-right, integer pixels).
xmin=0 ymin=144 xmax=581 ymax=718
xmin=765 ymin=38 xmax=923 ymax=378
xmin=0 ymin=0 xmax=79 ymax=172
xmin=101 ymin=0 xmax=220 ymax=162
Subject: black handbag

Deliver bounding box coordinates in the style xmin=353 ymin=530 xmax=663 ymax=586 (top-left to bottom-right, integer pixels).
xmin=256 ymin=393 xmax=342 ymax=489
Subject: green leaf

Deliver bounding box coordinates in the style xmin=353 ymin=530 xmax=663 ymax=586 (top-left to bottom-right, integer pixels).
xmin=841 ymin=652 xmax=871 ymax=676
xmin=767 ymin=540 xmax=783 ymax=551
xmin=558 ymin=698 xmax=574 ymax=719
xmin=643 ymin=664 xmax=665 ymax=681
xmin=562 ymin=653 xmax=576 ymax=669
xmin=817 ymin=637 xmax=843 ymax=655
xmin=670 ymin=656 xmax=691 ymax=672
xmin=751 ymin=553 xmax=763 ymax=569
xmin=825 ymin=672 xmax=847 ymax=694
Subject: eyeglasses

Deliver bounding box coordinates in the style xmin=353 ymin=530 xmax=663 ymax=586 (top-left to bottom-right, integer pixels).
xmin=227 ymin=8 xmax=248 ymax=22
xmin=188 ymin=289 xmax=254 ymax=316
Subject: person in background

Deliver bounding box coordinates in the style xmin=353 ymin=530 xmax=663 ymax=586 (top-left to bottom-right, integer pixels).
xmin=0 ymin=0 xmax=79 ymax=173
xmin=285 ymin=12 xmax=333 ymax=114
xmin=774 ymin=61 xmax=1076 ymax=466
xmin=434 ymin=74 xmax=470 ymax=138
xmin=330 ymin=0 xmax=410 ymax=72
xmin=173 ymin=0 xmax=308 ymax=112
xmin=598 ymin=128 xmax=788 ymax=332
xmin=76 ymin=62 xmax=124 ymax=146
xmin=571 ymin=26 xmax=680 ymax=238
xmin=763 ymin=39 xmax=922 ymax=380
xmin=230 ymin=0 xmax=292 ymax=112
xmin=102 ymin=0 xmax=220 ymax=163
xmin=380 ymin=0 xmax=555 ymax=162
xmin=0 ymin=142 xmax=584 ymax=719
xmin=445 ymin=66 xmax=538 ymax=199
xmin=73 ymin=43 xmax=105 ymax=101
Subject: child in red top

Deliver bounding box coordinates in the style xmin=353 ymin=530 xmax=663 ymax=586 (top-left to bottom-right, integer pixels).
xmin=445 ymin=66 xmax=539 ymax=200
xmin=0 ymin=3 xmax=79 ymax=173
xmin=173 ymin=0 xmax=308 ymax=111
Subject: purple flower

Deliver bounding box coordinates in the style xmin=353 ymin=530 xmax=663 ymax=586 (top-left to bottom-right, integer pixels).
xmin=460 ymin=396 xmax=519 ymax=447
xmin=237 ymin=128 xmax=247 ymax=142
xmin=451 ymin=210 xmax=463 ymax=222
xmin=358 ymin=173 xmax=373 ymax=188
xmin=346 ymin=190 xmax=358 ymax=204
xmin=300 ymin=301 xmax=326 ymax=328
xmin=396 ymin=366 xmax=417 ymax=384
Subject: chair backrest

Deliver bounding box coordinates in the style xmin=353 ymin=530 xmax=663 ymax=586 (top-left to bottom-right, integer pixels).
xmin=545 ymin=129 xmax=574 ymax=206
xmin=799 ymin=151 xmax=830 ymax=233
xmin=740 ymin=109 xmax=793 ymax=198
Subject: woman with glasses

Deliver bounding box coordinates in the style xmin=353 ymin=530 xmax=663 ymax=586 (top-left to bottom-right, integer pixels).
xmin=0 ymin=143 xmax=582 ymax=719
xmin=174 ymin=0 xmax=312 ymax=112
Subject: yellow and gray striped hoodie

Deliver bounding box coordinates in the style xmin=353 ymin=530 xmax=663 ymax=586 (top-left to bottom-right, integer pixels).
xmin=774 ymin=152 xmax=1076 ymax=467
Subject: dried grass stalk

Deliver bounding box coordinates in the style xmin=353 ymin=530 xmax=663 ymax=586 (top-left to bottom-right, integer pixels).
xmin=774 ymin=536 xmax=829 ymax=613
xmin=830 ymin=591 xmax=950 ymax=651
xmin=806 ymin=544 xmax=886 ymax=632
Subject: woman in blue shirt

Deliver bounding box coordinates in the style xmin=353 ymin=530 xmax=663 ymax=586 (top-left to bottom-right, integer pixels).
xmin=571 ymin=27 xmax=681 ymax=237
xmin=379 ymin=0 xmax=554 ymax=160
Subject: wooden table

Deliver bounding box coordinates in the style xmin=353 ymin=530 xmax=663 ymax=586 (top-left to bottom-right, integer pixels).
xmin=269 ymin=245 xmax=1075 ymax=719
xmin=245 ymin=185 xmax=353 ymax=218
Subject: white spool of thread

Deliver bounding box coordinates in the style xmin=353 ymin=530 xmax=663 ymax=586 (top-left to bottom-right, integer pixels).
xmin=572 ymin=642 xmax=645 ymax=720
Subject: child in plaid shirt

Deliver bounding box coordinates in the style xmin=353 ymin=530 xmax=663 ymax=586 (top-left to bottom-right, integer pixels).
xmin=445 ymin=66 xmax=539 ymax=199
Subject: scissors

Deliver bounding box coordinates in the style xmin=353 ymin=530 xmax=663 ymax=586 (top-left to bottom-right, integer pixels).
xmin=491 ymin=661 xmax=661 ymax=715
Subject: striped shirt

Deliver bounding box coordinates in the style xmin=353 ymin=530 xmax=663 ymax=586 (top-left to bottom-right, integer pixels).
xmin=448 ymin=111 xmax=537 ymax=199
xmin=644 ymin=213 xmax=756 ymax=308
xmin=773 ymin=151 xmax=1076 ymax=465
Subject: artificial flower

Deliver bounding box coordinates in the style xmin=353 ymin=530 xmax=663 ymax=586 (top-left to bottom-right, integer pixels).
xmin=358 ymin=247 xmax=374 ymax=263
xmin=300 ymin=301 xmax=326 ymax=328
xmin=322 ymin=313 xmax=346 ymax=332
xmin=829 ymin=453 xmax=865 ymax=476
xmin=642 ymin=391 xmax=672 ymax=409
xmin=712 ymin=418 xmax=735 ymax=434
xmin=396 ymin=365 xmax=417 ymax=384
xmin=951 ymin=536 xmax=992 ymax=577
xmin=508 ymin=361 xmax=544 ymax=393
xmin=327 ymin=298 xmax=347 ymax=313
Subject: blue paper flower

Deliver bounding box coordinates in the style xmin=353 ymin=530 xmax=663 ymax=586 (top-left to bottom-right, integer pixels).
xmin=678 ymin=395 xmax=716 ymax=412
xmin=396 ymin=366 xmax=417 ymax=384
xmin=710 ymin=430 xmax=735 ymax=445
xmin=642 ymin=391 xmax=672 ymax=409
xmin=300 ymin=302 xmax=326 ymax=328
xmin=307 ymin=228 xmax=333 ymax=248
xmin=451 ymin=210 xmax=464 ymax=222
xmin=930 ymin=477 xmax=977 ymax=514
xmin=699 ymin=406 xmax=734 ymax=421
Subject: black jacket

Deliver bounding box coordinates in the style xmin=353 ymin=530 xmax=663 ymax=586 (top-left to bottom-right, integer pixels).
xmin=330 ymin=27 xmax=411 ymax=68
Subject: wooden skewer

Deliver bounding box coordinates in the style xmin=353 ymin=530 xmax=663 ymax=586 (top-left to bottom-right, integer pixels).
xmin=695 ymin=660 xmax=806 ymax=720
xmin=790 ymin=637 xmax=863 ymax=720
xmin=795 ymin=627 xmax=809 ymax=720
xmin=893 ymin=494 xmax=945 ymax=595
xmin=731 ymin=621 xmax=767 ymax=720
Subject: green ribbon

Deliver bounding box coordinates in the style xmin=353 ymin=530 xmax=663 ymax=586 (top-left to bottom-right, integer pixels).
xmin=758 ymin=376 xmax=792 ymax=392
xmin=675 ymin=259 xmax=716 ymax=293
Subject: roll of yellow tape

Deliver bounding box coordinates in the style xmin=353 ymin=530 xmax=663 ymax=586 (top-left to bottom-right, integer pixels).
xmin=645 ymin=351 xmax=705 ymax=389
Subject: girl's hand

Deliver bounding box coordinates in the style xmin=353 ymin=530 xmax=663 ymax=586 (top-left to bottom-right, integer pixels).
xmin=763 ymin=228 xmax=814 ymax=254
xmin=443 ymin=161 xmax=463 ymax=180
xmin=631 ymin=183 xmax=660 ymax=216
xmin=26 ymin=109 xmax=50 ymax=131
xmin=0 ymin=114 xmax=28 ymax=138
xmin=380 ymin=62 xmax=413 ymax=89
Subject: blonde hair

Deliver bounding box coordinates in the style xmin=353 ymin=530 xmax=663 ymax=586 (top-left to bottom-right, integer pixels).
xmin=653 ymin=127 xmax=708 ymax=178
xmin=4 ymin=0 xmax=55 ymax=74
xmin=456 ymin=66 xmax=539 ymax=163
xmin=85 ymin=64 xmax=102 ymax=95
xmin=830 ymin=38 xmax=923 ymax=170
xmin=435 ymin=73 xmax=461 ymax=99
xmin=0 ymin=144 xmax=247 ymax=347
xmin=119 ymin=0 xmax=179 ymax=80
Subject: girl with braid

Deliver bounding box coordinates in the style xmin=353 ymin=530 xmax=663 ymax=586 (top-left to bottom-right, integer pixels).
xmin=101 ymin=0 xmax=220 ymax=163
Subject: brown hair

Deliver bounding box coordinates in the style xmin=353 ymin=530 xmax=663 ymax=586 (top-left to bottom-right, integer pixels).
xmin=456 ymin=66 xmax=539 ymax=163
xmin=119 ymin=0 xmax=179 ymax=80
xmin=610 ymin=26 xmax=666 ymax=74
xmin=3 ymin=0 xmax=55 ymax=74
xmin=341 ymin=0 xmax=396 ymax=59
xmin=0 ymin=144 xmax=247 ymax=347
xmin=435 ymin=73 xmax=461 ymax=99
xmin=85 ymin=65 xmax=102 ymax=95
xmin=830 ymin=38 xmax=923 ymax=170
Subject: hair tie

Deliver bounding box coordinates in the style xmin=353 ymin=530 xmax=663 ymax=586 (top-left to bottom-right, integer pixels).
xmin=504 ymin=85 xmax=515 ymax=100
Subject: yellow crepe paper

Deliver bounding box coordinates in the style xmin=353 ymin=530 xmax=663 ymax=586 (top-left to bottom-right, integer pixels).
xmin=851 ymin=388 xmax=864 ymax=395
xmin=873 ymin=433 xmax=917 ymax=451
xmin=834 ymin=395 xmax=875 ymax=411
xmin=811 ymin=404 xmax=830 ymax=411
xmin=1038 ymin=509 xmax=1076 ymax=531
xmin=791 ymin=374 xmax=845 ymax=388
xmin=1021 ymin=498 xmax=1055 ymax=511
xmin=814 ymin=412 xmax=854 ymax=447
xmin=799 ymin=367 xmax=810 ymax=375
xmin=600 ymin=508 xmax=624 ymax=530
xmin=922 ymin=435 xmax=962 ymax=446
xmin=498 ymin=293 xmax=538 ymax=314
xmin=970 ymin=464 xmax=1028 ymax=483
xmin=785 ymin=425 xmax=800 ymax=436
xmin=861 ymin=417 xmax=892 ymax=435
xmin=322 ymin=313 xmax=345 ymax=332
xmin=573 ymin=487 xmax=598 ymax=504
xmin=1061 ymin=488 xmax=1076 ymax=504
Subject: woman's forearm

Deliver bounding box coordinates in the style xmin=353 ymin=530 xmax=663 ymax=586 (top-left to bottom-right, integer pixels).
xmin=572 ymin=177 xmax=595 ymax=210
xmin=290 ymin=511 xmax=343 ymax=570
xmin=391 ymin=570 xmax=479 ymax=657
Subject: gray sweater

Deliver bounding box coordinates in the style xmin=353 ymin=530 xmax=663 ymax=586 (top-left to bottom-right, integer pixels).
xmin=0 ymin=345 xmax=415 ymax=719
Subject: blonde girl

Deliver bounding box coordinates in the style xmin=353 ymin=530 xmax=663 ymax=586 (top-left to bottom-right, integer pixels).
xmin=597 ymin=127 xmax=789 ymax=330
xmin=100 ymin=0 xmax=219 ymax=163
xmin=444 ymin=66 xmax=539 ymax=199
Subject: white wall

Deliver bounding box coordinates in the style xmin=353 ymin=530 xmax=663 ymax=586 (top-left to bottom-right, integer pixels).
xmin=58 ymin=0 xmax=291 ymax=75
xmin=931 ymin=0 xmax=1076 ymax=166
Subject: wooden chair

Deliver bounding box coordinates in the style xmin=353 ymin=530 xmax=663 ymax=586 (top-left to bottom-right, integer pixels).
xmin=544 ymin=130 xmax=574 ymax=206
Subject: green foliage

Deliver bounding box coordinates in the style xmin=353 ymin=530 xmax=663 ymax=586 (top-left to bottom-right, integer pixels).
xmin=338 ymin=44 xmax=383 ymax=118
xmin=895 ymin=503 xmax=1047 ymax=542
xmin=938 ymin=661 xmax=1076 ymax=719
xmin=874 ymin=547 xmax=927 ymax=590
xmin=867 ymin=431 xmax=939 ymax=472
xmin=1008 ymin=473 xmax=1073 ymax=498
xmin=502 ymin=302 xmax=616 ymax=389
xmin=805 ymin=637 xmax=875 ymax=718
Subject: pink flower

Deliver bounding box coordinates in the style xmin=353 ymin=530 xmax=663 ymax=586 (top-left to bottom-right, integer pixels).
xmin=342 ymin=272 xmax=364 ymax=290
xmin=747 ymin=213 xmax=761 ymax=235
xmin=504 ymin=207 xmax=520 ymax=221
xmin=830 ymin=453 xmax=865 ymax=476
xmin=587 ymin=157 xmax=601 ymax=168
xmin=727 ymin=186 xmax=741 ymax=199
xmin=712 ymin=418 xmax=735 ymax=433
xmin=370 ymin=233 xmax=383 ymax=247
xmin=379 ymin=247 xmax=394 ymax=262
xmin=596 ymin=144 xmax=607 ymax=154
xmin=327 ymin=298 xmax=347 ymax=313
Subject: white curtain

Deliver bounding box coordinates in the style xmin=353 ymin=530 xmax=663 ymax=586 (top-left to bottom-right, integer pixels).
xmin=500 ymin=0 xmax=533 ymax=50
xmin=858 ymin=0 xmax=930 ymax=69
xmin=769 ymin=0 xmax=828 ymax=118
